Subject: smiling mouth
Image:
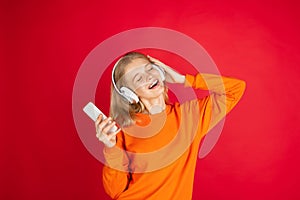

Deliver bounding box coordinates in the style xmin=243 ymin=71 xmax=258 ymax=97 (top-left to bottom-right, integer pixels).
xmin=148 ymin=80 xmax=159 ymax=89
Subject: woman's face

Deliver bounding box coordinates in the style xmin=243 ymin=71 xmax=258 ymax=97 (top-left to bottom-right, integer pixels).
xmin=123 ymin=58 xmax=165 ymax=101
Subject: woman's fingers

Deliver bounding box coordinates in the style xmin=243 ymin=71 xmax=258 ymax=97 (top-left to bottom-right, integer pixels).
xmin=107 ymin=128 xmax=120 ymax=138
xmin=147 ymin=55 xmax=165 ymax=67
xmin=103 ymin=121 xmax=116 ymax=133
xmin=97 ymin=117 xmax=112 ymax=133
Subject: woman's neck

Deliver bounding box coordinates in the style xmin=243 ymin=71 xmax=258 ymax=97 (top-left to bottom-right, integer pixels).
xmin=140 ymin=95 xmax=166 ymax=114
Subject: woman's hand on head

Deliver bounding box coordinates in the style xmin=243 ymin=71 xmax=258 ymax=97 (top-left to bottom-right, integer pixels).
xmin=147 ymin=55 xmax=185 ymax=84
xmin=95 ymin=115 xmax=120 ymax=148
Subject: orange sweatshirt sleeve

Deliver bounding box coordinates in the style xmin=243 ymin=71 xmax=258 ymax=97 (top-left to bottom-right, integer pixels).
xmin=102 ymin=132 xmax=131 ymax=199
xmin=184 ymin=73 xmax=246 ymax=136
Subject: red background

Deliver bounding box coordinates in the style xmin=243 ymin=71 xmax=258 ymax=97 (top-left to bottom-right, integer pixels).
xmin=1 ymin=0 xmax=300 ymax=199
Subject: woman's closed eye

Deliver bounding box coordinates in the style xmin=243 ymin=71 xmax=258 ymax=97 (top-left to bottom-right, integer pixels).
xmin=134 ymin=75 xmax=143 ymax=83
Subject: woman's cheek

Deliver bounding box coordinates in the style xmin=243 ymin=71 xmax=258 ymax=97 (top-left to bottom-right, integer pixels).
xmin=135 ymin=87 xmax=146 ymax=96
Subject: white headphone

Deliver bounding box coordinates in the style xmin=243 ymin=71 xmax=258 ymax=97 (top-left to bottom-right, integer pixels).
xmin=111 ymin=56 xmax=166 ymax=104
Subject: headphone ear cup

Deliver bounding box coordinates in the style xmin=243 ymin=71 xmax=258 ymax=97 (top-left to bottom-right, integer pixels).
xmin=152 ymin=64 xmax=165 ymax=81
xmin=120 ymin=87 xmax=139 ymax=104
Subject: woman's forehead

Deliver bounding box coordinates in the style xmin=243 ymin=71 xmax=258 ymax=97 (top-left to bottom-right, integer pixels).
xmin=124 ymin=58 xmax=150 ymax=75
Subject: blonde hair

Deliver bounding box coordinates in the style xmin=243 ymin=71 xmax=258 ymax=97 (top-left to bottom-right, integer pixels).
xmin=110 ymin=52 xmax=169 ymax=127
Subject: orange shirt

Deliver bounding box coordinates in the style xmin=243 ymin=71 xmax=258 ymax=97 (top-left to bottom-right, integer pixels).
xmin=102 ymin=74 xmax=246 ymax=200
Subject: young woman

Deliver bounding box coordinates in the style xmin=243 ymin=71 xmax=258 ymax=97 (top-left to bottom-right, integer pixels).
xmin=95 ymin=52 xmax=246 ymax=200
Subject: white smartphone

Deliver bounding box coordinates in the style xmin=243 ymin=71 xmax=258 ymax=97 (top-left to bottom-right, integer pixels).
xmin=83 ymin=102 xmax=118 ymax=132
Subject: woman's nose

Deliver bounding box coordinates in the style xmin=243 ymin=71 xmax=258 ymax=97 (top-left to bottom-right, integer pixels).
xmin=146 ymin=73 xmax=153 ymax=81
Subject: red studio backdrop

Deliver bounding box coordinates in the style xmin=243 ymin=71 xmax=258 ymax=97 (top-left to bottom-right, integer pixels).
xmin=1 ymin=0 xmax=300 ymax=199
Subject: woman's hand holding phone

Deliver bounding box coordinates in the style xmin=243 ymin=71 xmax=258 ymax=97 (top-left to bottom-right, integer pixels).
xmin=95 ymin=115 xmax=119 ymax=148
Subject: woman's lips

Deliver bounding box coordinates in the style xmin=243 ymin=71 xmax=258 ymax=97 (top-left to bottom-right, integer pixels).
xmin=148 ymin=80 xmax=158 ymax=89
